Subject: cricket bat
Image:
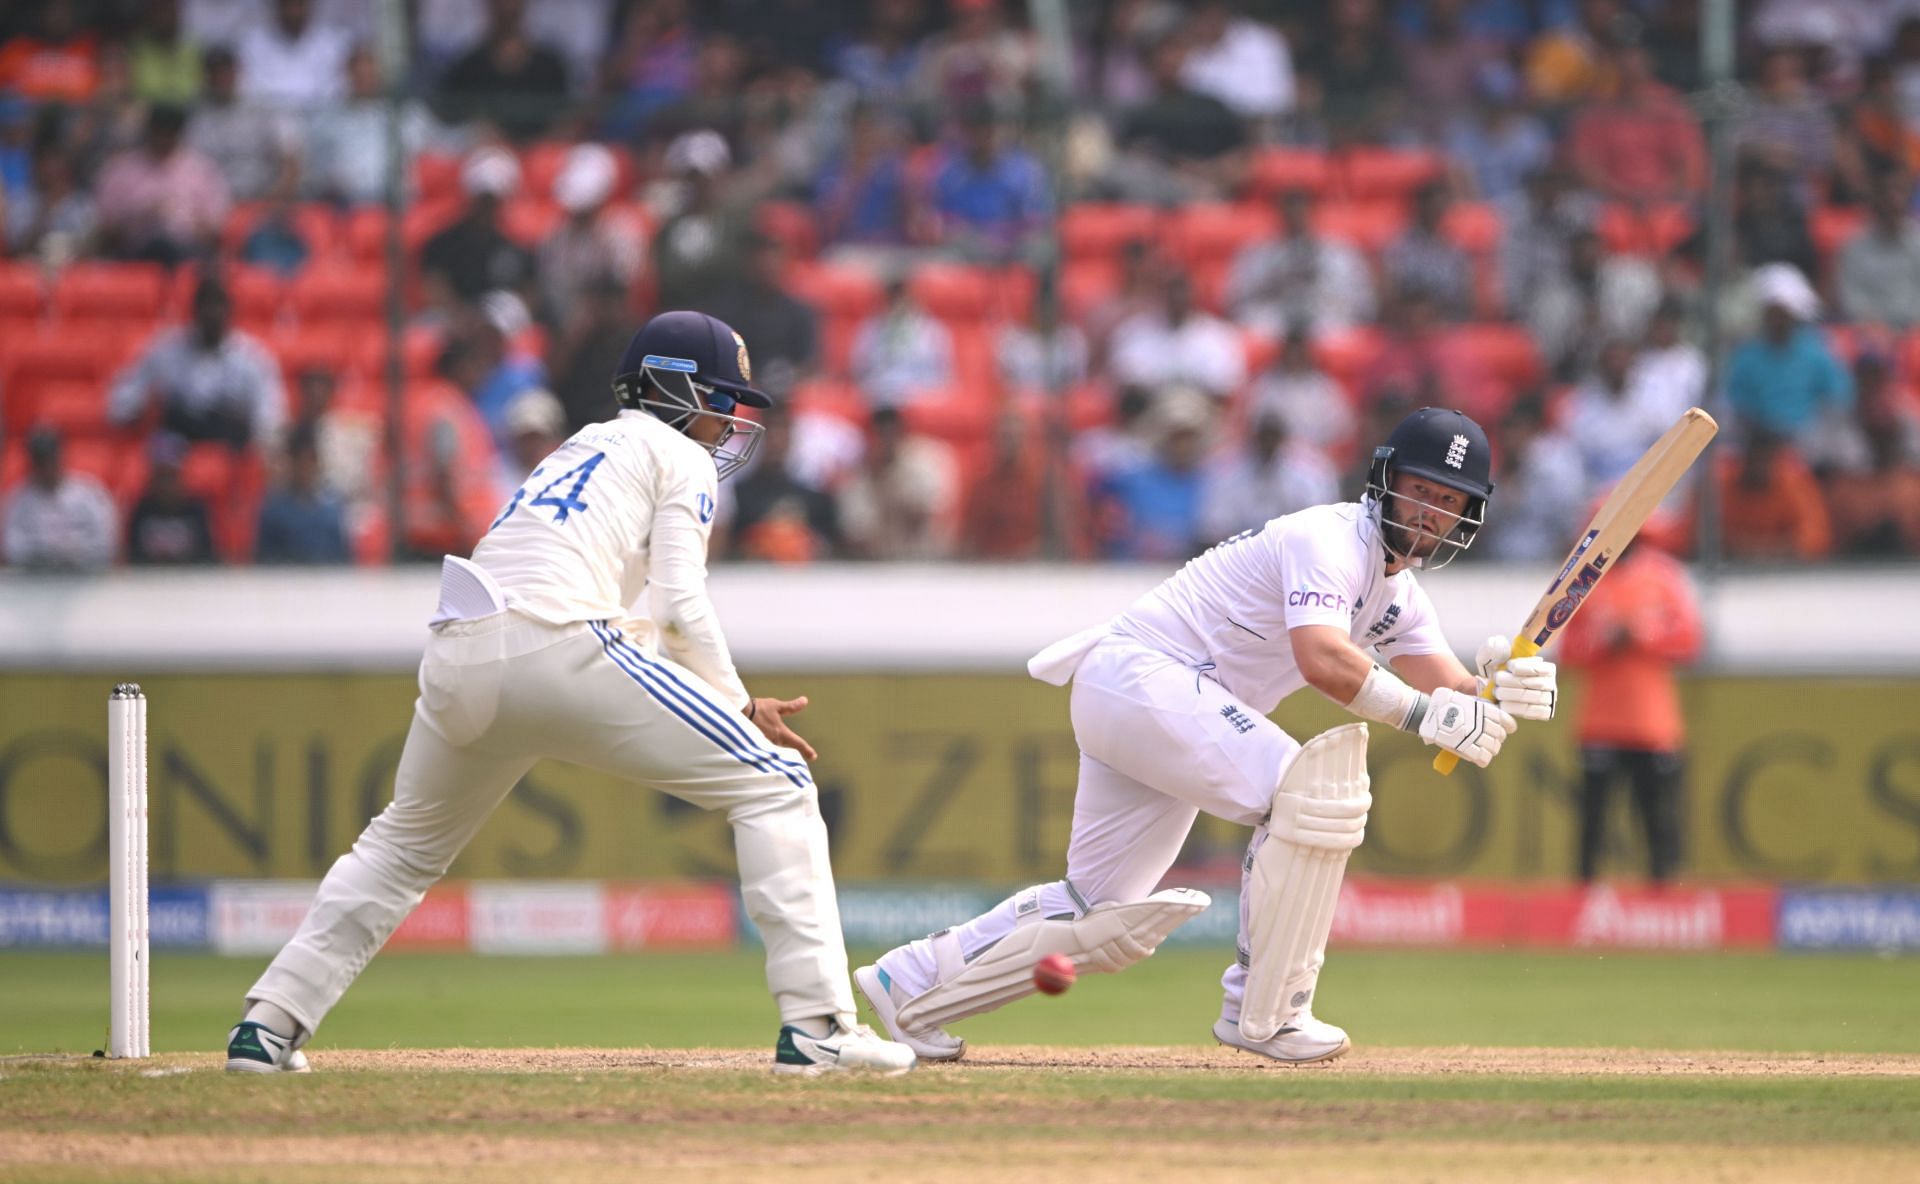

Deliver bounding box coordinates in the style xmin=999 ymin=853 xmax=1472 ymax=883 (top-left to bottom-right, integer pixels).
xmin=1433 ymin=406 xmax=1719 ymax=775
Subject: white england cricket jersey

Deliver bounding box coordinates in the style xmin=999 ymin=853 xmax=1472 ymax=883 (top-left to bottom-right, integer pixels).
xmin=470 ymin=410 xmax=749 ymax=707
xmin=1115 ymin=502 xmax=1451 ymax=714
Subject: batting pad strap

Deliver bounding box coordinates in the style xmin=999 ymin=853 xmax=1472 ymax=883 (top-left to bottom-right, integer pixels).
xmin=1268 ymin=790 xmax=1372 ymax=852
xmin=1346 ymin=664 xmax=1429 ymax=733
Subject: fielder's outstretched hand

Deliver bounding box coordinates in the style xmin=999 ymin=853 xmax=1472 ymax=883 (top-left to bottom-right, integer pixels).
xmin=748 ymin=696 xmax=818 ymax=761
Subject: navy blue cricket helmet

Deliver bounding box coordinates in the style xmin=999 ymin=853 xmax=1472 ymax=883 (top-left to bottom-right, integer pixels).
xmin=1365 ymin=407 xmax=1494 ymax=569
xmin=613 ymin=311 xmax=770 ymax=479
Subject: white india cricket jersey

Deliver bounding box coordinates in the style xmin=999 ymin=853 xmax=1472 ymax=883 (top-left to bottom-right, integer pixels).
xmin=470 ymin=409 xmax=749 ymax=707
xmin=1115 ymin=502 xmax=1451 ymax=713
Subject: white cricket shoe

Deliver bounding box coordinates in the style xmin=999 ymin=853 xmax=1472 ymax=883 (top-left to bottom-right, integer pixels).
xmin=1212 ymin=1011 xmax=1352 ymax=1065
xmin=224 ymin=1021 xmax=311 ymax=1073
xmin=772 ymin=1016 xmax=917 ymax=1076
xmin=854 ymin=963 xmax=966 ymax=1062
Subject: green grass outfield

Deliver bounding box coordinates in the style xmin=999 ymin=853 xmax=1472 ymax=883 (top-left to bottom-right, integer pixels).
xmin=4 ymin=948 xmax=1919 ymax=1054
xmin=5 ymin=950 xmax=1920 ymax=1183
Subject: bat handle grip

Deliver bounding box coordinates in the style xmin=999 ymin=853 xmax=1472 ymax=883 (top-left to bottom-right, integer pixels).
xmin=1430 ymin=636 xmax=1541 ymax=776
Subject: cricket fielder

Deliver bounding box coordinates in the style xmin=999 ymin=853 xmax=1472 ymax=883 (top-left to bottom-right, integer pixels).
xmin=225 ymin=312 xmax=914 ymax=1076
xmin=856 ymin=407 xmax=1557 ymax=1064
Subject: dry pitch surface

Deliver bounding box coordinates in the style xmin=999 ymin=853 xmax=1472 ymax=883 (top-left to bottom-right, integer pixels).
xmin=8 ymin=1045 xmax=1920 ymax=1184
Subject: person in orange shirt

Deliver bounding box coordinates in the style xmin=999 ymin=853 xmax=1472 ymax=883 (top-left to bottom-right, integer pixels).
xmin=1556 ymin=515 xmax=1702 ymax=883
xmin=1712 ymin=428 xmax=1833 ymax=560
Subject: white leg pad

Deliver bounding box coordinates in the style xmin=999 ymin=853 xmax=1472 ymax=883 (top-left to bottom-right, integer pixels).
xmin=894 ymin=887 xmax=1211 ymax=1030
xmin=1240 ymin=723 xmax=1370 ymax=1043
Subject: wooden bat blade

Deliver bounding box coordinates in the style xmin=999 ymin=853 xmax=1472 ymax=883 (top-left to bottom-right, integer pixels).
xmin=1514 ymin=407 xmax=1716 ymax=650
xmin=1432 ymin=407 xmax=1717 ymax=776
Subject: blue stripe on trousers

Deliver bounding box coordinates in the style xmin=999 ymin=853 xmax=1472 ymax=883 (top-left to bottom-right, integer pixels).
xmin=589 ymin=622 xmax=810 ymax=790
xmin=603 ymin=628 xmax=812 ymax=782
xmin=594 ymin=620 xmax=812 ymax=782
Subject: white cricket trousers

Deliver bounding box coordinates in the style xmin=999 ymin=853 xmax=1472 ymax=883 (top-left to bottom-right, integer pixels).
xmin=879 ymin=635 xmax=1303 ymax=1018
xmin=248 ymin=610 xmax=857 ymax=1034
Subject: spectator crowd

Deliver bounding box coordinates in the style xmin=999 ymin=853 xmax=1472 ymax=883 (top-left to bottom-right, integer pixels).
xmin=5 ymin=0 xmax=1920 ymax=571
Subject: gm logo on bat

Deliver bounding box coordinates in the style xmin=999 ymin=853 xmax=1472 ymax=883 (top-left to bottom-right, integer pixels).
xmin=1539 ymin=554 xmax=1612 ymax=639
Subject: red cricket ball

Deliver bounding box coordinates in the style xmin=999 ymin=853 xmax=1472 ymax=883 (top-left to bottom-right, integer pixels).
xmin=1033 ymin=953 xmax=1076 ymax=996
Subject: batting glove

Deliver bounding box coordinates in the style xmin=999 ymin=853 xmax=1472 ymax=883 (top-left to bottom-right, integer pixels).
xmin=1474 ymin=634 xmax=1557 ymax=722
xmin=1418 ymin=686 xmax=1516 ymax=768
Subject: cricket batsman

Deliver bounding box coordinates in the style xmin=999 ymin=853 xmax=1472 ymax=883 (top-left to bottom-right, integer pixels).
xmin=225 ymin=311 xmax=915 ymax=1076
xmin=856 ymin=407 xmax=1558 ymax=1063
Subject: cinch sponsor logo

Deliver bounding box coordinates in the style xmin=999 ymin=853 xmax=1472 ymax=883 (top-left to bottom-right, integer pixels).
xmin=1288 ymin=589 xmax=1350 ymax=613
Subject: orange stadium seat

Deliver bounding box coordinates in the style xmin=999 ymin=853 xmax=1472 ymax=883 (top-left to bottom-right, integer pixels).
xmin=178 ymin=444 xmax=267 ymax=562
xmin=1247 ymin=148 xmax=1331 ymax=198
xmin=270 ymin=324 xmax=361 ymax=384
xmin=1440 ymin=323 xmax=1544 ymax=391
xmin=0 ymin=435 xmax=125 ymax=498
xmin=757 ymin=201 xmax=820 ymax=260
xmin=1813 ymin=206 xmax=1869 ymax=274
xmin=1059 ymin=203 xmax=1159 ymax=260
xmin=220 ymin=201 xmax=340 ymax=261
xmin=501 ymin=198 xmax=562 ymax=246
xmin=169 ymin=264 xmax=286 ymax=330
xmin=902 ymin=386 xmax=996 ymax=446
xmin=1312 ymin=326 xmax=1387 ymax=397
xmin=1597 ymin=203 xmax=1696 ymax=257
xmin=353 ymin=325 xmax=448 ymax=382
xmin=1059 ymin=258 xmax=1123 ymax=324
xmin=342 ymin=206 xmax=390 ymax=263
xmin=948 ymin=321 xmax=998 ymax=392
xmin=784 ymin=260 xmax=886 ymax=319
xmin=1337 ymin=149 xmax=1443 ymax=200
xmin=1442 ymin=203 xmax=1502 ymax=254
xmin=1313 ymin=200 xmax=1406 ymax=255
xmin=1434 ymin=323 xmax=1544 ymax=419
xmin=415 ymin=153 xmax=464 ymax=205
xmin=288 ymin=264 xmax=389 ymax=327
xmin=61 ymin=436 xmax=123 ymax=487
xmin=910 ymin=263 xmax=996 ymax=322
xmin=1643 ymin=204 xmax=1696 ymax=256
xmin=518 ymin=141 xmax=573 ymax=198
xmin=28 ymin=379 xmax=112 ymax=437
xmin=788 ymin=378 xmax=868 ymax=428
xmin=402 ymin=200 xmax=464 ymax=253
xmin=51 ymin=263 xmax=167 ymax=328
xmin=991 ymin=264 xmax=1037 ymax=324
xmin=1063 ymin=381 xmax=1115 ymax=432
xmin=1240 ymin=330 xmax=1282 ymax=376
xmin=1 ymin=330 xmax=128 ymax=437
xmin=1162 ymin=203 xmax=1275 ymax=266
xmin=1188 ymin=256 xmax=1234 ymax=315
xmin=0 ymin=261 xmax=46 ymax=325
xmin=785 ymin=261 xmax=885 ymax=377
xmin=0 ymin=437 xmax=129 ymax=501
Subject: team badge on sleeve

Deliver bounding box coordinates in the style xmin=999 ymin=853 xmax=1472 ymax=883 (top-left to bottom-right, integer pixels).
xmin=697 ymin=492 xmax=716 ymax=524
